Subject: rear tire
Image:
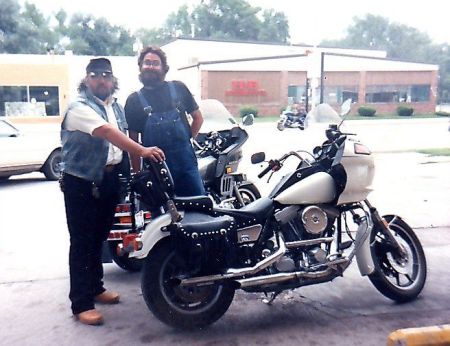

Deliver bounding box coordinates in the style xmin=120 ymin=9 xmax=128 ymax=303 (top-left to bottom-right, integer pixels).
xmin=368 ymin=215 xmax=427 ymax=302
xmin=141 ymin=240 xmax=235 ymax=330
xmin=108 ymin=241 xmax=143 ymax=272
xmin=42 ymin=149 xmax=62 ymax=181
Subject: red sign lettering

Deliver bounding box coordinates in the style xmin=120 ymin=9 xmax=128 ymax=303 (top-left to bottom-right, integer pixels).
xmin=225 ymin=80 xmax=267 ymax=96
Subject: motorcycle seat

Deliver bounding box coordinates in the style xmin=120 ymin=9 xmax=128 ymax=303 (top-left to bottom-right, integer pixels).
xmin=214 ymin=197 xmax=273 ymax=228
xmin=174 ymin=196 xmax=214 ymax=214
xmin=179 ymin=212 xmax=236 ymax=238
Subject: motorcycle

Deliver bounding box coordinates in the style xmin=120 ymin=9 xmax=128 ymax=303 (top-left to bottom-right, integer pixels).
xmin=103 ymin=99 xmax=260 ymax=271
xmin=277 ymin=104 xmax=307 ymax=131
xmin=118 ymin=101 xmax=427 ymax=331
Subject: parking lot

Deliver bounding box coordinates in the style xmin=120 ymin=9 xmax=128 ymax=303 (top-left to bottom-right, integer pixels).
xmin=0 ymin=118 xmax=449 ymax=345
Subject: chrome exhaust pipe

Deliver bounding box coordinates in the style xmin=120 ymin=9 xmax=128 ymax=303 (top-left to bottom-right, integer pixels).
xmin=237 ymin=258 xmax=349 ymax=289
xmin=180 ymin=238 xmax=287 ymax=286
xmin=285 ymin=237 xmax=334 ymax=249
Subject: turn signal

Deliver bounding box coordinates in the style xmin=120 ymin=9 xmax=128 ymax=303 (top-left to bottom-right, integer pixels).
xmin=354 ymin=143 xmax=371 ymax=155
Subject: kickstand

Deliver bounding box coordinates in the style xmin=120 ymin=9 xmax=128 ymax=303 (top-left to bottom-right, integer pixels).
xmin=262 ymin=291 xmax=281 ymax=305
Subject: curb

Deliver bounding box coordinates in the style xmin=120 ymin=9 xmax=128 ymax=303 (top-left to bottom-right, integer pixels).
xmin=387 ymin=324 xmax=450 ymax=345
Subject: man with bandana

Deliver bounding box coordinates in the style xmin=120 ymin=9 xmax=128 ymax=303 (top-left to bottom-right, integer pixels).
xmin=60 ymin=58 xmax=165 ymax=325
xmin=124 ymin=46 xmax=205 ymax=197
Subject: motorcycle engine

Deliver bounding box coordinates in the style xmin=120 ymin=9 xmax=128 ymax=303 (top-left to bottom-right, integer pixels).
xmin=301 ymin=206 xmax=328 ymax=234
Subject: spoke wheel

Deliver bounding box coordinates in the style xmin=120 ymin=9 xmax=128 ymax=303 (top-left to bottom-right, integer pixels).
xmin=368 ymin=215 xmax=427 ymax=302
xmin=233 ymin=183 xmax=261 ymax=208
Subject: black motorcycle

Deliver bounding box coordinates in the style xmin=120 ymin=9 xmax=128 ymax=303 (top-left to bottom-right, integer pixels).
xmin=103 ymin=99 xmax=260 ymax=271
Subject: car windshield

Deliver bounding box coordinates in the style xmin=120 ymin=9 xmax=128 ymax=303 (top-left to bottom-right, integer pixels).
xmin=198 ymin=99 xmax=238 ymax=132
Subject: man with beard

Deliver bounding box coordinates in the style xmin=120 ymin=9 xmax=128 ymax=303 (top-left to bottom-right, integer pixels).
xmin=124 ymin=46 xmax=205 ymax=196
xmin=60 ymin=58 xmax=165 ymax=325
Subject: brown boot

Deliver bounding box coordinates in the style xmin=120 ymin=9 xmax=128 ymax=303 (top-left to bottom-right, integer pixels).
xmin=75 ymin=309 xmax=103 ymax=325
xmin=95 ymin=291 xmax=120 ymax=304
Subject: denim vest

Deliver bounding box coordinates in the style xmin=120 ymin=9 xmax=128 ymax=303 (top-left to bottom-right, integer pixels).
xmin=60 ymin=91 xmax=128 ymax=184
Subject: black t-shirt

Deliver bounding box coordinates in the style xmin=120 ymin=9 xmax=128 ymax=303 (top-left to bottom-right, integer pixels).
xmin=124 ymin=80 xmax=199 ymax=134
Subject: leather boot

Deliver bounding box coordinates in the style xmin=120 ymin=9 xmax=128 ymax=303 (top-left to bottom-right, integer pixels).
xmin=95 ymin=291 xmax=120 ymax=304
xmin=76 ymin=309 xmax=103 ymax=326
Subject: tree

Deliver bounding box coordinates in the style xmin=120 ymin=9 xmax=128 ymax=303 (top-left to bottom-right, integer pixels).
xmin=65 ymin=14 xmax=134 ymax=55
xmin=258 ymin=9 xmax=290 ymax=43
xmin=320 ymin=14 xmax=450 ymax=103
xmin=150 ymin=0 xmax=290 ymax=44
xmin=0 ymin=0 xmax=58 ymax=54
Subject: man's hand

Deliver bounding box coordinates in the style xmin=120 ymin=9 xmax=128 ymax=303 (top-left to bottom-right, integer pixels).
xmin=141 ymin=146 xmax=165 ymax=162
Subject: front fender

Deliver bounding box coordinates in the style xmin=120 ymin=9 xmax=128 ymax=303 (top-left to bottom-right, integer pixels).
xmin=355 ymin=215 xmax=375 ymax=276
xmin=128 ymin=213 xmax=172 ymax=259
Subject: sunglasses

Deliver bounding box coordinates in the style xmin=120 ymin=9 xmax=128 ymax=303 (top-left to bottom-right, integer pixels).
xmin=88 ymin=71 xmax=113 ymax=80
xmin=142 ymin=60 xmax=161 ymax=67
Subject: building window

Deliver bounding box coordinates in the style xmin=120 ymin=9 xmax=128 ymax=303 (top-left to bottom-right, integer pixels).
xmin=365 ymin=85 xmax=430 ymax=103
xmin=288 ymin=85 xmax=307 ymax=104
xmin=323 ymin=86 xmax=359 ymax=104
xmin=0 ymin=85 xmax=59 ymax=117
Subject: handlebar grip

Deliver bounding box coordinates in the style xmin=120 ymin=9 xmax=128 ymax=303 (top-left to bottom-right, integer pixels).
xmin=258 ymin=165 xmax=272 ymax=178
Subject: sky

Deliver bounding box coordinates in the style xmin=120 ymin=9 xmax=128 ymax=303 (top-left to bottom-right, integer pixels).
xmin=22 ymin=0 xmax=449 ymax=45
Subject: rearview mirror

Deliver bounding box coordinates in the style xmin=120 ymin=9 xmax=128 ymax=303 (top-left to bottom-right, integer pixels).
xmin=242 ymin=114 xmax=254 ymax=126
xmin=251 ymin=152 xmax=265 ymax=164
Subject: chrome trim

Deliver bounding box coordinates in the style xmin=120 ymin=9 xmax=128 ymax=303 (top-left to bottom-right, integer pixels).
xmin=180 ymin=238 xmax=287 ymax=286
xmin=237 ymin=258 xmax=349 ymax=288
xmin=285 ymin=237 xmax=334 ymax=248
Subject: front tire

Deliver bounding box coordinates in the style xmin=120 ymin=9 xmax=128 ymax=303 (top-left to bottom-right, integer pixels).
xmin=141 ymin=240 xmax=235 ymax=330
xmin=277 ymin=121 xmax=285 ymax=131
xmin=235 ymin=183 xmax=261 ymax=207
xmin=368 ymin=215 xmax=427 ymax=302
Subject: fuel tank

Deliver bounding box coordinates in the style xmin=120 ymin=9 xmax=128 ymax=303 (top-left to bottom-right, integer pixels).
xmin=274 ymin=172 xmax=336 ymax=205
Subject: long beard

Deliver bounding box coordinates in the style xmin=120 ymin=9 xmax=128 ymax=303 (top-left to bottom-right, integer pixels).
xmin=139 ymin=70 xmax=164 ymax=87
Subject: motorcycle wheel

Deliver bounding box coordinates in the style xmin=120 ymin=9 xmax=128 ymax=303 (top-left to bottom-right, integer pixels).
xmin=277 ymin=121 xmax=285 ymax=131
xmin=234 ymin=183 xmax=261 ymax=207
xmin=368 ymin=215 xmax=427 ymax=302
xmin=108 ymin=241 xmax=143 ymax=272
xmin=141 ymin=239 xmax=235 ymax=330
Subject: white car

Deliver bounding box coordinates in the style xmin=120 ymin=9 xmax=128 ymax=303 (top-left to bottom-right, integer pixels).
xmin=0 ymin=118 xmax=62 ymax=181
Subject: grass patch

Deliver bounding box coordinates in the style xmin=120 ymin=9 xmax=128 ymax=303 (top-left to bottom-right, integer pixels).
xmin=253 ymin=116 xmax=279 ymax=123
xmin=416 ymin=148 xmax=450 ymax=156
xmin=254 ymin=113 xmax=445 ymax=122
xmin=345 ymin=113 xmax=444 ymax=120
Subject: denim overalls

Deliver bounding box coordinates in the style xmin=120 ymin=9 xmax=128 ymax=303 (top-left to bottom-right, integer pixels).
xmin=138 ymin=83 xmax=205 ymax=197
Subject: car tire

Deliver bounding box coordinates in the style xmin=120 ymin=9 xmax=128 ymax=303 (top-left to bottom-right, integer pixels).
xmin=42 ymin=149 xmax=62 ymax=181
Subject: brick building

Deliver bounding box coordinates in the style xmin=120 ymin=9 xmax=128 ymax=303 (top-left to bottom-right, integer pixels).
xmin=163 ymin=38 xmax=438 ymax=116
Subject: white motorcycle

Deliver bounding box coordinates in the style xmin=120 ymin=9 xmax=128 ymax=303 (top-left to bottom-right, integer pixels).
xmin=120 ymin=101 xmax=427 ymax=330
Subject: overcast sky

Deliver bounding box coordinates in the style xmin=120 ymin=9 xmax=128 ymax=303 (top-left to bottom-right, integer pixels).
xmin=22 ymin=0 xmax=449 ymax=45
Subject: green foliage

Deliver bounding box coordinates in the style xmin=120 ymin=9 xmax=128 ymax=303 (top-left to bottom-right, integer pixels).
xmin=319 ymin=14 xmax=449 ymax=106
xmin=435 ymin=111 xmax=450 ymax=117
xmin=357 ymin=106 xmax=377 ymax=117
xmin=0 ymin=0 xmax=289 ymax=55
xmin=397 ymin=105 xmax=414 ymax=116
xmin=240 ymin=105 xmax=258 ymax=117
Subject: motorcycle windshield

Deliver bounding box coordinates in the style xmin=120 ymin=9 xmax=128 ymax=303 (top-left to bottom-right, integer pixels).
xmin=304 ymin=103 xmax=342 ymax=128
xmin=198 ymin=99 xmax=238 ymax=132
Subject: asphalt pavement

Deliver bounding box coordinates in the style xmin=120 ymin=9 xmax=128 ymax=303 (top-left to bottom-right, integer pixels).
xmin=0 ymin=118 xmax=449 ymax=345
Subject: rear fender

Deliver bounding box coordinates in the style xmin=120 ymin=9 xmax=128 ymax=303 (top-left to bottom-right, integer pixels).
xmin=128 ymin=213 xmax=172 ymax=259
